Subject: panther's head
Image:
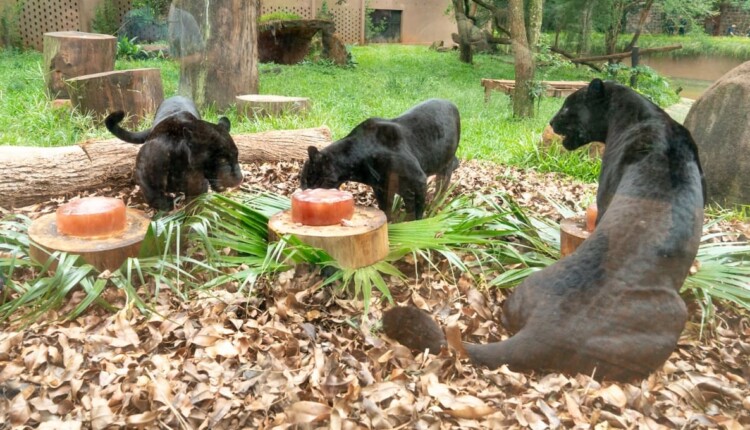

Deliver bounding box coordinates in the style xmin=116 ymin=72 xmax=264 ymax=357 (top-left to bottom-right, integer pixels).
xmin=549 ymin=78 xmax=610 ymax=150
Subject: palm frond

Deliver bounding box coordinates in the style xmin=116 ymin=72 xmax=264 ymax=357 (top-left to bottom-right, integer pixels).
xmin=683 ymin=239 xmax=750 ymax=312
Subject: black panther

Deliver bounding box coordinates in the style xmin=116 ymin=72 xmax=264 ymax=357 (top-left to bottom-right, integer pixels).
xmin=105 ymin=96 xmax=243 ymax=211
xmin=383 ymin=79 xmax=705 ymax=381
xmin=300 ymin=99 xmax=460 ymax=220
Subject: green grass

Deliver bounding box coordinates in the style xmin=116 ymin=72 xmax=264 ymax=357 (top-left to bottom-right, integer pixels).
xmin=0 ymin=44 xmax=604 ymax=179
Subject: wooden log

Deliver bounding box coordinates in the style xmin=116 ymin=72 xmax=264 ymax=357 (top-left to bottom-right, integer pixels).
xmin=236 ymin=95 xmax=310 ymax=118
xmin=66 ymin=69 xmax=165 ymax=126
xmin=268 ymin=207 xmax=389 ymax=269
xmin=569 ymin=44 xmax=682 ymax=63
xmin=43 ymin=31 xmax=117 ymax=99
xmin=560 ymin=216 xmax=590 ymax=257
xmin=0 ymin=127 xmax=331 ymax=209
xmin=29 ymin=209 xmax=151 ymax=272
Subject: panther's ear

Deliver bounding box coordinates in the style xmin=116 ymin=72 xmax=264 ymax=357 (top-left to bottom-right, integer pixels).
xmin=175 ymin=139 xmax=192 ymax=165
xmin=588 ymin=78 xmax=605 ymax=97
xmin=307 ymin=145 xmax=320 ymax=161
xmin=376 ymin=122 xmax=401 ymax=147
xmin=218 ymin=116 xmax=231 ymax=132
xmin=182 ymin=126 xmax=193 ymax=142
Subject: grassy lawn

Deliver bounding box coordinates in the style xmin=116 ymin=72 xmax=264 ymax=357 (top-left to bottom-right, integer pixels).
xmin=0 ymin=44 xmax=604 ymax=180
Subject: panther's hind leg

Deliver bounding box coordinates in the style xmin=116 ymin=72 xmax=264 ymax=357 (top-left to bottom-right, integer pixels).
xmin=435 ymin=156 xmax=459 ymax=195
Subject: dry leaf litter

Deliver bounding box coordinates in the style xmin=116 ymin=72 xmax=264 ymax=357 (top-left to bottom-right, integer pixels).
xmin=0 ymin=160 xmax=748 ymax=429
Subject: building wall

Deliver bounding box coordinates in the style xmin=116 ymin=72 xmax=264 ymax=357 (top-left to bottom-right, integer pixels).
xmin=368 ymin=0 xmax=454 ymax=45
xmin=0 ymin=0 xmax=131 ymax=50
xmin=3 ymin=0 xmax=456 ymax=50
xmin=261 ymin=0 xmax=455 ymax=46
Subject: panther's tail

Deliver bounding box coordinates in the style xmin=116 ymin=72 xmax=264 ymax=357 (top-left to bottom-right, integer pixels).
xmin=104 ymin=111 xmax=151 ymax=144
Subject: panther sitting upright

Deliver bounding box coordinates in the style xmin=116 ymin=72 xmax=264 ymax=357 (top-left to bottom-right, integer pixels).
xmin=383 ymin=78 xmax=705 ymax=381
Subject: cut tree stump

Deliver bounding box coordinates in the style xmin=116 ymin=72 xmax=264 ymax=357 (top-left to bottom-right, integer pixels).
xmin=29 ymin=209 xmax=151 ymax=272
xmin=0 ymin=126 xmax=332 ymax=209
xmin=560 ymin=216 xmax=590 ymax=257
xmin=67 ymin=68 xmax=164 ymax=126
xmin=43 ymin=31 xmax=117 ymax=99
xmin=237 ymin=95 xmax=310 ymax=118
xmin=268 ymin=206 xmax=389 ymax=269
xmin=259 ymin=19 xmax=334 ymax=64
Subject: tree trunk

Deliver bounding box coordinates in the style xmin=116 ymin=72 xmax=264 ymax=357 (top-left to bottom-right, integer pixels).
xmin=452 ymin=0 xmax=474 ymax=64
xmin=578 ymin=0 xmax=596 ymax=55
xmin=624 ymin=0 xmax=654 ymax=52
xmin=509 ymin=0 xmax=535 ymax=118
xmin=43 ymin=31 xmax=116 ymax=99
xmin=605 ymin=0 xmax=627 ymax=56
xmin=66 ymin=69 xmax=164 ymax=126
xmin=172 ymin=0 xmax=259 ymax=110
xmin=526 ymin=0 xmax=543 ymax=51
xmin=0 ymin=127 xmax=331 ymax=209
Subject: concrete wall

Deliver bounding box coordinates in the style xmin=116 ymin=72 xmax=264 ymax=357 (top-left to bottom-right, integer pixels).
xmin=262 ymin=0 xmax=455 ymax=46
xmin=368 ymin=0 xmax=454 ymax=45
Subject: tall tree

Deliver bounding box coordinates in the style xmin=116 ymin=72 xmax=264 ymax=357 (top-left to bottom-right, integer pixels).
xmin=171 ymin=0 xmax=259 ymax=110
xmin=508 ymin=0 xmax=537 ymax=118
xmin=472 ymin=0 xmax=543 ymax=117
xmin=579 ymin=0 xmax=597 ymax=54
xmin=452 ymin=0 xmax=475 ymax=63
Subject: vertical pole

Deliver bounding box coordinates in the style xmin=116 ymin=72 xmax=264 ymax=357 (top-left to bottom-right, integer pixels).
xmin=361 ymin=0 xmax=366 ymax=45
xmin=630 ymin=45 xmax=639 ymax=88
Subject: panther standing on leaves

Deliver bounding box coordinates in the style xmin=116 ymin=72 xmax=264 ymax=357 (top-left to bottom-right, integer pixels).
xmin=105 ymin=96 xmax=244 ymax=211
xmin=383 ymin=78 xmax=705 ymax=381
xmin=299 ymin=99 xmax=460 ymax=221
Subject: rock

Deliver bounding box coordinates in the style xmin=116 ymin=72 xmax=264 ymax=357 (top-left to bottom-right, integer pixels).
xmin=684 ymin=61 xmax=750 ymax=206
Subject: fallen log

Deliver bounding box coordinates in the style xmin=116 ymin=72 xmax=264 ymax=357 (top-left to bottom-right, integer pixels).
xmin=569 ymin=44 xmax=682 ymax=63
xmin=0 ymin=126 xmax=332 ymax=209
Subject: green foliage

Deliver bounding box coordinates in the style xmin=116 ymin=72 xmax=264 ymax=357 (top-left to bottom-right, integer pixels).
xmin=116 ymin=36 xmax=149 ymax=60
xmin=91 ymin=0 xmax=121 ymax=35
xmin=3 ymin=188 xmax=748 ymax=324
xmin=602 ymin=63 xmax=681 ymax=106
xmin=259 ymin=12 xmax=303 ymax=23
xmin=317 ymin=0 xmax=334 ymax=20
xmin=131 ymin=0 xmax=171 ymax=18
xmin=365 ymin=7 xmax=388 ymax=41
xmin=0 ymin=0 xmax=23 ymax=49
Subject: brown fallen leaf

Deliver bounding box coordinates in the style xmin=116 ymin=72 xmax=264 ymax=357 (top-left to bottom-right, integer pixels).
xmin=444 ymin=324 xmax=468 ymax=359
xmin=9 ymin=392 xmax=30 ymax=427
xmin=288 ymin=401 xmax=331 ymax=424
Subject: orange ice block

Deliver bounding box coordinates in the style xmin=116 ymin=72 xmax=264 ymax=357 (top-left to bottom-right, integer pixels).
xmin=291 ymin=189 xmax=354 ymax=226
xmin=56 ymin=197 xmax=127 ymax=237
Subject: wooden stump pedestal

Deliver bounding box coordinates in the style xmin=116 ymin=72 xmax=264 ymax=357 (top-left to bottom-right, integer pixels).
xmin=43 ymin=31 xmax=117 ymax=99
xmin=67 ymin=68 xmax=164 ymax=125
xmin=268 ymin=206 xmax=389 ymax=269
xmin=237 ymin=95 xmax=310 ymax=118
xmin=29 ymin=209 xmax=151 ymax=272
xmin=560 ymin=216 xmax=591 ymax=257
